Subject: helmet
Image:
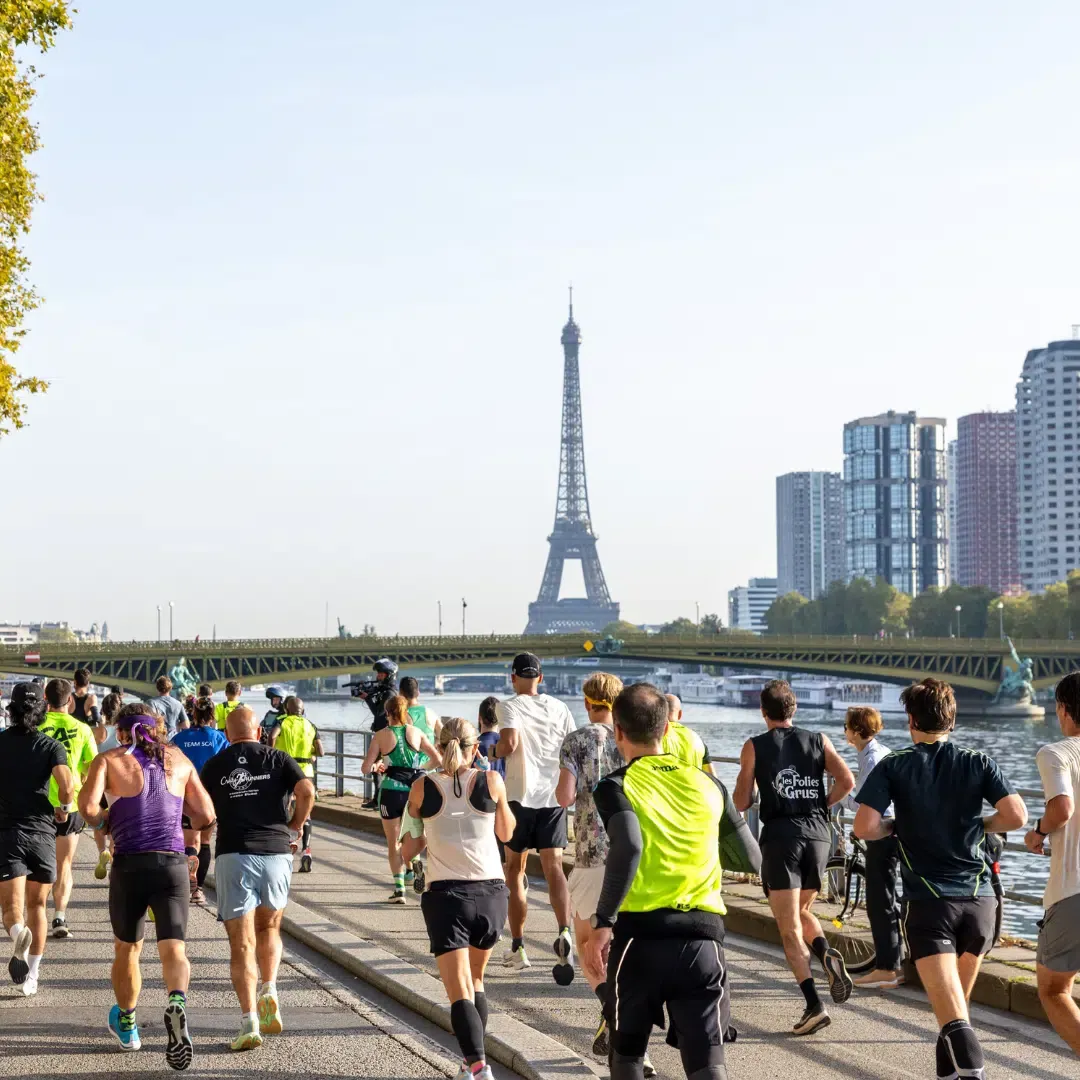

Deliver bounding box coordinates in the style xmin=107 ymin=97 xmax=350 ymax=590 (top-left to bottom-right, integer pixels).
xmin=373 ymin=658 xmax=398 ymax=676
xmin=266 ymin=685 xmax=286 ymax=701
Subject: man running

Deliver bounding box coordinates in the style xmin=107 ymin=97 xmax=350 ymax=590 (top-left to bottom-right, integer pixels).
xmin=734 ymin=679 xmax=855 ymax=1034
xmin=1026 ymin=671 xmax=1080 ymax=1056
xmin=172 ymin=697 xmax=229 ymax=903
xmin=493 ymin=653 xmax=576 ymax=973
xmin=39 ymin=678 xmax=97 ymax=939
xmin=400 ymin=676 xmax=442 ymax=741
xmin=854 ymin=677 xmax=1027 ymax=1080
xmin=556 ymin=672 xmax=625 ymax=1049
xmin=0 ymin=682 xmax=74 ymax=996
xmin=662 ymin=694 xmax=714 ymax=774
xmin=272 ymin=695 xmax=323 ymax=873
xmin=79 ymin=703 xmax=215 ymax=1070
xmin=583 ymin=682 xmax=760 ymax=1080
xmin=215 ymin=681 xmax=244 ymax=730
xmin=260 ymin=686 xmax=287 ymax=747
xmin=151 ymin=675 xmax=187 ymax=737
xmin=201 ymin=706 xmax=315 ymax=1051
xmin=71 ymin=668 xmax=104 ymax=743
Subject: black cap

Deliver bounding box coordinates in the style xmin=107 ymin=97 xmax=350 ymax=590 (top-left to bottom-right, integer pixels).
xmin=10 ymin=681 xmax=42 ymax=706
xmin=511 ymin=652 xmax=542 ymax=678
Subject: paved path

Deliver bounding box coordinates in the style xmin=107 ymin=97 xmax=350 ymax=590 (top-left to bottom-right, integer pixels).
xmin=287 ymin=821 xmax=1077 ymax=1080
xmin=0 ymin=838 xmax=502 ymax=1080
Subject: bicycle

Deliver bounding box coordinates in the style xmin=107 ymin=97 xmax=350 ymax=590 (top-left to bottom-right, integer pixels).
xmin=823 ymin=821 xmax=880 ymax=975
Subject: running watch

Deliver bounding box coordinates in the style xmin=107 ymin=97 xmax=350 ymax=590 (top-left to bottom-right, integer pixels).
xmin=60 ymin=802 xmax=75 ymax=814
xmin=590 ymin=913 xmax=614 ymax=930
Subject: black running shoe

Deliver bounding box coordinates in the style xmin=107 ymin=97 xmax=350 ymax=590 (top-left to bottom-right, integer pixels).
xmin=823 ymin=947 xmax=853 ymax=1004
xmin=164 ymin=1001 xmax=193 ymax=1071
xmin=793 ymin=1002 xmax=831 ymax=1036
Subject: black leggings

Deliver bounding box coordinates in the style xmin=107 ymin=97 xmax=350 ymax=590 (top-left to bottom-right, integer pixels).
xmin=110 ymin=852 xmax=189 ymax=943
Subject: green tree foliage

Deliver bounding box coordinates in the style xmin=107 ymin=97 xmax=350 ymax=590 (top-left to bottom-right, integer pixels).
xmin=600 ymin=620 xmax=644 ymax=638
xmin=700 ymin=612 xmax=723 ymax=635
xmin=764 ymin=592 xmax=808 ymax=634
xmin=0 ymin=2 xmax=71 ymax=436
xmin=908 ymin=585 xmax=997 ymax=638
xmin=766 ymin=578 xmax=912 ymax=636
xmin=660 ymin=616 xmax=698 ymax=635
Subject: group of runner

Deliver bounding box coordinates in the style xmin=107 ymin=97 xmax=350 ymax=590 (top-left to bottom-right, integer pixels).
xmin=0 ymin=673 xmax=318 ymax=1070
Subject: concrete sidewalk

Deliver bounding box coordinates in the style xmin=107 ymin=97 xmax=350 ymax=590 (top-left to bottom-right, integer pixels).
xmin=292 ymin=818 xmax=1078 ymax=1080
xmin=0 ymin=838 xmax=468 ymax=1080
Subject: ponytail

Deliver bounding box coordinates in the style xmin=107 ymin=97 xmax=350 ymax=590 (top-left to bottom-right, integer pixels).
xmin=437 ymin=716 xmax=478 ymax=796
xmin=385 ymin=693 xmax=409 ymax=727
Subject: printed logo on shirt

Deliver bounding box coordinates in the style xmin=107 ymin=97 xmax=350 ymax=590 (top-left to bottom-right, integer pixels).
xmin=221 ymin=768 xmax=270 ymax=793
xmin=774 ymin=766 xmax=821 ymax=800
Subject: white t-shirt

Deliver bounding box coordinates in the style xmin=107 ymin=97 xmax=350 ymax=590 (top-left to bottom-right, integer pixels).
xmin=1036 ymin=735 xmax=1080 ymax=909
xmin=496 ymin=693 xmax=577 ymax=810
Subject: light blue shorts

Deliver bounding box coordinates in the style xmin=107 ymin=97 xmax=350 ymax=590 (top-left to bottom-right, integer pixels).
xmin=215 ymin=853 xmax=292 ymax=921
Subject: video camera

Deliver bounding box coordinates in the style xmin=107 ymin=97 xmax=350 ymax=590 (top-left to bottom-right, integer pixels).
xmin=347 ymin=678 xmax=381 ymax=699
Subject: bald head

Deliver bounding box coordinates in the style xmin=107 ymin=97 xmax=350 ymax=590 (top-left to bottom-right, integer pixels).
xmin=666 ymin=694 xmax=683 ymax=723
xmin=226 ymin=704 xmax=260 ymax=743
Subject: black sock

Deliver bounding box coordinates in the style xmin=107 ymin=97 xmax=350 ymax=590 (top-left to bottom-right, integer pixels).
xmin=197 ymin=846 xmax=211 ymax=887
xmin=800 ymin=977 xmax=821 ymax=1011
xmin=809 ymin=936 xmax=828 ymax=963
xmin=474 ymin=991 xmax=488 ymax=1031
xmin=450 ymin=999 xmax=486 ymax=1064
xmin=938 ymin=1020 xmax=985 ymax=1078
xmin=511 ymin=936 xmax=524 ymax=952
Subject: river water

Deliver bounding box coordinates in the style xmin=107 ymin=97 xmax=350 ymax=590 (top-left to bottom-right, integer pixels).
xmin=281 ymin=691 xmax=1059 ymax=939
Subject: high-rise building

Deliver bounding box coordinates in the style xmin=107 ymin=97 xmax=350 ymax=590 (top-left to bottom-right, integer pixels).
xmin=954 ymin=412 xmax=1019 ymax=594
xmin=1017 ymin=339 xmax=1080 ymax=592
xmin=776 ymin=472 xmax=844 ymax=599
xmin=728 ymin=577 xmax=778 ymax=634
xmin=946 ymin=440 xmax=960 ymax=585
xmin=843 ymin=410 xmax=948 ymax=595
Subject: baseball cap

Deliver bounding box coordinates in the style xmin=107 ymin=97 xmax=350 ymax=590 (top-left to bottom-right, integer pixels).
xmin=10 ymin=681 xmax=42 ymax=707
xmin=511 ymin=652 xmax=542 ymax=678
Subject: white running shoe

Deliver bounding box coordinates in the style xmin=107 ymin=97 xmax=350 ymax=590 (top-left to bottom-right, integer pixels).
xmin=20 ymin=974 xmax=38 ymax=997
xmin=8 ymin=926 xmax=31 ymax=984
xmin=503 ymin=945 xmax=531 ymax=970
xmin=453 ymin=1066 xmax=494 ymax=1080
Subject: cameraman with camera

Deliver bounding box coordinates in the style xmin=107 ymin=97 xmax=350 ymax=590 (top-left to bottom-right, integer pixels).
xmin=351 ymin=660 xmax=398 ymax=808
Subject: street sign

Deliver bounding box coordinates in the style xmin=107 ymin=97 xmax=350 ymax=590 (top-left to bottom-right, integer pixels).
xmin=583 ymin=640 xmax=594 ymax=652
xmin=23 ymin=652 xmax=40 ymax=663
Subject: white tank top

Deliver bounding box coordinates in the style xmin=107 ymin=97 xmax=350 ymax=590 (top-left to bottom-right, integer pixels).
xmin=424 ymin=770 xmax=504 ymax=886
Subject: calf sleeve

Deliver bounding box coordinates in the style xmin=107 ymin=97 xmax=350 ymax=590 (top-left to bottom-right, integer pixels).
xmin=936 ymin=1020 xmax=985 ymax=1079
xmin=301 ymin=820 xmax=312 ymax=849
xmin=450 ymin=999 xmax=486 ymax=1064
xmin=474 ymin=991 xmax=489 ymax=1031
xmin=609 ymin=1051 xmax=646 ymax=1080
xmin=197 ymin=846 xmax=211 ymax=887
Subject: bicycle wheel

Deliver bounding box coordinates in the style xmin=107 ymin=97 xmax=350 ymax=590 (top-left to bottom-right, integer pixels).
xmin=823 ymin=857 xmax=877 ymax=975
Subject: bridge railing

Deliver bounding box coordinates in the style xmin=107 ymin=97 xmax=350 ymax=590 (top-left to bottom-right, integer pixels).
xmin=314 ymin=738 xmax=1049 ymax=909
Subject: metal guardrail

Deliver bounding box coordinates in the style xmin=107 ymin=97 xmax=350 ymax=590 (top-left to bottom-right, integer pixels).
xmin=315 ymin=737 xmax=1051 ymax=908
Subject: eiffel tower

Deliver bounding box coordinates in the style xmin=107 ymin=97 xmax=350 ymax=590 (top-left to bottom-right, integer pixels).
xmin=525 ymin=292 xmax=620 ymax=634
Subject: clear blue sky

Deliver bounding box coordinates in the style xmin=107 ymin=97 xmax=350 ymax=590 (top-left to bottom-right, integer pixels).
xmin=3 ymin=2 xmax=1079 ymax=639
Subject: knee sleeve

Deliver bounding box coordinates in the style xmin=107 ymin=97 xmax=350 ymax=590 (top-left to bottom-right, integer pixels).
xmin=474 ymin=991 xmax=488 ymax=1031
xmin=609 ymin=1050 xmax=647 ymax=1080
xmin=301 ymin=821 xmax=312 ymax=849
xmin=450 ymin=999 xmax=486 ymax=1064
xmin=196 ymin=846 xmax=211 ymax=887
xmin=937 ymin=1020 xmax=985 ymax=1079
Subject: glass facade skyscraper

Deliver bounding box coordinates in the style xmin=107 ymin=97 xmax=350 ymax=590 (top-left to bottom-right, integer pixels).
xmin=776 ymin=471 xmax=844 ymax=599
xmin=843 ymin=411 xmax=948 ymax=595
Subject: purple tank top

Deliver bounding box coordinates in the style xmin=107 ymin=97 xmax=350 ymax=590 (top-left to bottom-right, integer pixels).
xmin=109 ymin=747 xmax=185 ymax=855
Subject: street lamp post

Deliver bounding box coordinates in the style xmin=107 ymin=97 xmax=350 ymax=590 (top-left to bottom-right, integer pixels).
xmin=955 ymin=604 xmax=962 ymax=639
xmin=997 ymin=600 xmax=1005 ymax=640
xmin=157 ymin=605 xmax=161 ymax=642
xmin=438 ymin=600 xmax=442 ymax=638
xmin=461 ymin=598 xmax=467 ymax=637
xmin=169 ymin=600 xmax=174 ymax=641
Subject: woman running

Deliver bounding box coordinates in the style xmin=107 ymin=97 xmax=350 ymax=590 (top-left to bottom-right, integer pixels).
xmin=401 ymin=718 xmax=514 ymax=1080
xmin=92 ymin=692 xmax=126 ymax=880
xmin=362 ymin=694 xmax=440 ymax=903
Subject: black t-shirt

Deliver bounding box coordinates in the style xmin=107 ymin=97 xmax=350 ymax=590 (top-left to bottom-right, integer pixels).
xmin=0 ymin=728 xmax=67 ymax=835
xmin=857 ymin=740 xmax=1015 ymax=900
xmin=201 ymin=741 xmax=306 ymax=856
xmin=752 ymin=726 xmax=830 ymax=843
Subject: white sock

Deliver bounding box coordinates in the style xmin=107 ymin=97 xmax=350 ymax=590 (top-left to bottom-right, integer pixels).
xmin=8 ymin=922 xmax=24 ymax=942
xmin=27 ymin=954 xmax=41 ymax=978
xmin=260 ymin=982 xmax=277 ymax=998
xmin=243 ymin=1010 xmax=258 ymax=1029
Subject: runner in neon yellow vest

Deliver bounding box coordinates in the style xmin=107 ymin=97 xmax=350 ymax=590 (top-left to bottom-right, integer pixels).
xmin=272 ymin=696 xmax=323 ymax=873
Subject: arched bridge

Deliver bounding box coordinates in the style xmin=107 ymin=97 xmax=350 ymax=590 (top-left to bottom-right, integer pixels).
xmin=2 ymin=633 xmax=1079 ymax=696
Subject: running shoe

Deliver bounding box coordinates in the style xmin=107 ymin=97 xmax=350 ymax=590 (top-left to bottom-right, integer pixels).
xmin=361 ymin=797 xmax=378 ymax=810
xmin=453 ymin=1067 xmax=494 ymax=1080
xmin=299 ymin=850 xmax=312 ymax=874
xmin=50 ymin=916 xmax=71 ymax=939
xmin=503 ymin=944 xmax=531 ymax=970
xmin=109 ymin=1004 xmax=142 ymax=1051
xmin=410 ymin=857 xmax=425 ymax=894
xmin=552 ymin=927 xmax=574 ymax=985
xmin=164 ymin=1000 xmax=193 ymax=1071
xmin=643 ymin=1053 xmax=657 ymax=1077
xmin=853 ymin=969 xmax=904 ymax=990
xmin=793 ymin=1002 xmax=831 ymax=1036
xmin=388 ymin=888 xmax=407 ymax=904
xmin=230 ymin=1019 xmax=263 ymax=1051
xmin=591 ymin=1014 xmax=609 ymax=1057
xmin=257 ymin=988 xmax=283 ymax=1035
xmin=8 ymin=925 xmax=31 ymax=984
xmin=822 ymin=947 xmax=853 ymax=1004
xmin=20 ymin=974 xmax=37 ymax=997
xmin=190 ymin=887 xmax=206 ymax=906
xmin=95 ymin=849 xmax=113 ymax=880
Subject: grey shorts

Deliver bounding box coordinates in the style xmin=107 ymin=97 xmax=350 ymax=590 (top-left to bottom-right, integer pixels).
xmin=1037 ymin=892 xmax=1080 ymax=973
xmin=215 ymin=852 xmax=292 ymax=922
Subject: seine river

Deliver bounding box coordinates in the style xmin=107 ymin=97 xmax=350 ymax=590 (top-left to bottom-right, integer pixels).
xmin=282 ymin=691 xmax=1058 ymax=939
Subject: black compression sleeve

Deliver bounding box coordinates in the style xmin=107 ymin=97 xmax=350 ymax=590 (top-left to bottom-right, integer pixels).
xmin=715 ymin=779 xmax=762 ymax=875
xmin=595 ymin=810 xmax=643 ymax=922
xmin=90 ymin=705 xmax=101 ymax=725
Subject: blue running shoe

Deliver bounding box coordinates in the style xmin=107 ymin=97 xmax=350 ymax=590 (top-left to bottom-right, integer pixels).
xmin=109 ymin=1004 xmax=142 ymax=1051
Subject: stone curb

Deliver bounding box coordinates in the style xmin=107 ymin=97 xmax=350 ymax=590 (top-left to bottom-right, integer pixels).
xmin=313 ymin=801 xmax=1080 ymax=1026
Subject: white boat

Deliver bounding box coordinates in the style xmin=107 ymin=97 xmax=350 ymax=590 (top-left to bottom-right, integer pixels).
xmin=829 ymin=681 xmax=907 ymax=714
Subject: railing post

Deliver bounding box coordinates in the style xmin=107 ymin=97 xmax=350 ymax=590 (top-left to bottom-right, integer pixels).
xmin=335 ymin=730 xmax=344 ymax=798
xmin=363 ymin=731 xmax=373 ymax=801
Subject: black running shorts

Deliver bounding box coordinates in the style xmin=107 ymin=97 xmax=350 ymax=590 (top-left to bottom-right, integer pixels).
xmin=606 ymin=933 xmax=729 ymax=1068
xmin=54 ymin=812 xmax=86 ymax=838
xmin=420 ymin=879 xmax=508 ymax=957
xmin=109 ymin=852 xmax=190 ymax=943
xmin=759 ymin=837 xmax=830 ymax=894
xmin=378 ymin=789 xmax=410 ymax=821
xmin=902 ymin=896 xmax=997 ymax=962
xmin=506 ymin=802 xmax=567 ymax=853
xmin=0 ymin=827 xmax=56 ymax=884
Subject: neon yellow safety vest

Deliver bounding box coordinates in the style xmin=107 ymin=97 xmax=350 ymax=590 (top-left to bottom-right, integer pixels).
xmin=38 ymin=711 xmax=96 ymax=806
xmin=215 ymin=700 xmax=241 ymax=731
xmin=619 ymin=754 xmax=726 ymax=916
xmin=275 ymin=714 xmax=318 ymax=778
xmin=662 ymin=720 xmax=707 ymax=769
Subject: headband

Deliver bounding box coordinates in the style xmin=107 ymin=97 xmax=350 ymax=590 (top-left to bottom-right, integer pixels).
xmin=123 ymin=715 xmax=157 ymax=755
xmin=584 ymin=696 xmax=614 ymax=710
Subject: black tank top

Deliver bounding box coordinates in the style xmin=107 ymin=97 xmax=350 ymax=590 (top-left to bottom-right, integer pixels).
xmin=72 ymin=692 xmax=89 ymax=724
xmin=752 ymin=726 xmax=830 ymax=842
